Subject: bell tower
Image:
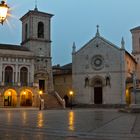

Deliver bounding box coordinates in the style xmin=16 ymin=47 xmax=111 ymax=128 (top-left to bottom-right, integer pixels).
xmin=20 ymin=8 xmax=54 ymax=93
xmin=131 ymin=26 xmax=140 ymax=79
xmin=131 ymin=26 xmax=140 ymax=54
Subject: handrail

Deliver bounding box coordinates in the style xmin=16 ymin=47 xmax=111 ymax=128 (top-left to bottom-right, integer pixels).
xmin=54 ymin=91 xmax=65 ymax=109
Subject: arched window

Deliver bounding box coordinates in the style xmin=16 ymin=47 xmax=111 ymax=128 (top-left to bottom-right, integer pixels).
xmin=85 ymin=77 xmax=89 ymax=87
xmin=25 ymin=23 xmax=28 ymax=40
xmin=20 ymin=67 xmax=28 ymax=86
xmin=5 ymin=66 xmax=13 ymax=85
xmin=38 ymin=22 xmax=44 ymax=38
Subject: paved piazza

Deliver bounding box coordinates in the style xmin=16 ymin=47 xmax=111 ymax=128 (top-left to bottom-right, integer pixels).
xmin=0 ymin=108 xmax=140 ymax=140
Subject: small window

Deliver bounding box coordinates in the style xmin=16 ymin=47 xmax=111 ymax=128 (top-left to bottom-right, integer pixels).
xmin=38 ymin=22 xmax=44 ymax=38
xmin=96 ymin=44 xmax=99 ymax=47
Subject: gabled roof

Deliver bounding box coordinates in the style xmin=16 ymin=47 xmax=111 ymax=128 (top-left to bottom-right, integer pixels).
xmin=0 ymin=44 xmax=30 ymax=51
xmin=130 ymin=26 xmax=140 ymax=32
xmin=75 ymin=35 xmax=120 ymax=55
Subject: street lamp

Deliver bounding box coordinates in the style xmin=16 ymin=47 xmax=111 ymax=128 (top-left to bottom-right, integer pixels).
xmin=69 ymin=90 xmax=74 ymax=110
xmin=39 ymin=90 xmax=43 ymax=110
xmin=132 ymin=72 xmax=137 ymax=104
xmin=39 ymin=90 xmax=43 ymax=95
xmin=0 ymin=0 xmax=9 ymax=25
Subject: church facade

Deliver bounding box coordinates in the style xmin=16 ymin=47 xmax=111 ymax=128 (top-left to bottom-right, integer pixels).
xmin=0 ymin=8 xmax=54 ymax=107
xmin=72 ymin=27 xmax=139 ymax=105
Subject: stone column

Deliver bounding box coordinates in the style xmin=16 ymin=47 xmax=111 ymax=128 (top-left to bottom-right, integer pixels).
xmin=15 ymin=64 xmax=18 ymax=84
xmin=2 ymin=69 xmax=5 ymax=85
xmin=30 ymin=59 xmax=34 ymax=84
xmin=0 ymin=58 xmax=2 ymax=83
xmin=16 ymin=94 xmax=20 ymax=107
xmin=28 ymin=67 xmax=30 ymax=84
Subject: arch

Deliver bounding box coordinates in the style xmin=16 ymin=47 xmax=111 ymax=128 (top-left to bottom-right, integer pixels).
xmin=90 ymin=75 xmax=105 ymax=87
xmin=126 ymin=88 xmax=131 ymax=105
xmin=20 ymin=67 xmax=28 ymax=86
xmin=20 ymin=89 xmax=33 ymax=106
xmin=38 ymin=22 xmax=44 ymax=38
xmin=90 ymin=76 xmax=104 ymax=104
xmin=4 ymin=89 xmax=17 ymax=106
xmin=4 ymin=66 xmax=13 ymax=85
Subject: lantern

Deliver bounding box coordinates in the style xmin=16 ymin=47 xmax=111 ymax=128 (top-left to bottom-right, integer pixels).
xmin=0 ymin=0 xmax=9 ymax=25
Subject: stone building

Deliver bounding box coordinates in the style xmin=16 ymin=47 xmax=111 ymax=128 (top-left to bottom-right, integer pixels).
xmin=53 ymin=63 xmax=72 ymax=105
xmin=0 ymin=7 xmax=54 ymax=107
xmin=72 ymin=27 xmax=137 ymax=105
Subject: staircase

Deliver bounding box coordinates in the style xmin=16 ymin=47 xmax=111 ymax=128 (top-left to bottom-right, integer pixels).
xmin=41 ymin=92 xmax=64 ymax=109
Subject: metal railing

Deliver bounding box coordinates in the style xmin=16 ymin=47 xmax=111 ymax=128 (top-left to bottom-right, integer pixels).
xmin=54 ymin=91 xmax=65 ymax=109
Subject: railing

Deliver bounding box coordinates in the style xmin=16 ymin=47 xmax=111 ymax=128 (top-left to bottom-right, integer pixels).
xmin=54 ymin=91 xmax=65 ymax=109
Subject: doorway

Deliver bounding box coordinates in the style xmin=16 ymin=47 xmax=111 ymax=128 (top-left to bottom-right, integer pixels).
xmin=4 ymin=89 xmax=17 ymax=107
xmin=39 ymin=80 xmax=45 ymax=92
xmin=20 ymin=89 xmax=33 ymax=106
xmin=94 ymin=87 xmax=102 ymax=104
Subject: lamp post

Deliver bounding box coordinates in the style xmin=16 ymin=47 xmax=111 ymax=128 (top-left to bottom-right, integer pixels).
xmin=132 ymin=72 xmax=137 ymax=104
xmin=69 ymin=91 xmax=74 ymax=110
xmin=0 ymin=0 xmax=9 ymax=25
xmin=129 ymin=71 xmax=137 ymax=104
xmin=39 ymin=90 xmax=43 ymax=110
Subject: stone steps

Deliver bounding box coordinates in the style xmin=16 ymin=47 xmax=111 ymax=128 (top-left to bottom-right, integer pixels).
xmin=41 ymin=93 xmax=63 ymax=109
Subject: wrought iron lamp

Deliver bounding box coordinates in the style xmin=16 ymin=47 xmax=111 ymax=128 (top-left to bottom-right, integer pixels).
xmin=0 ymin=0 xmax=9 ymax=25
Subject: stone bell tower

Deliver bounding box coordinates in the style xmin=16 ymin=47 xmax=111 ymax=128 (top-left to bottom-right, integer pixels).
xmin=20 ymin=7 xmax=54 ymax=93
xmin=131 ymin=26 xmax=140 ymax=80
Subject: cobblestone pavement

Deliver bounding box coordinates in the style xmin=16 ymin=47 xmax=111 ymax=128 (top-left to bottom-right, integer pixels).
xmin=0 ymin=108 xmax=140 ymax=140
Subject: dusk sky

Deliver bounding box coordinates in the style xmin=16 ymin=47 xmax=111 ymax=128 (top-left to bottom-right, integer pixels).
xmin=0 ymin=0 xmax=140 ymax=65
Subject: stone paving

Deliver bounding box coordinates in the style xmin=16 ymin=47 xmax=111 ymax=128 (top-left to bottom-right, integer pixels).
xmin=0 ymin=108 xmax=140 ymax=140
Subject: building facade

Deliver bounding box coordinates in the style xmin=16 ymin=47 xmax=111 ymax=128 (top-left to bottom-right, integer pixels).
xmin=72 ymin=28 xmax=137 ymax=105
xmin=0 ymin=8 xmax=54 ymax=107
xmin=53 ymin=63 xmax=72 ymax=106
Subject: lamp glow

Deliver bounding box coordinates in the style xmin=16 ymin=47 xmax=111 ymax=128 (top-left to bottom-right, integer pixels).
xmin=23 ymin=91 xmax=26 ymax=95
xmin=8 ymin=91 xmax=11 ymax=96
xmin=39 ymin=90 xmax=43 ymax=95
xmin=0 ymin=0 xmax=9 ymax=25
xmin=69 ymin=91 xmax=73 ymax=96
xmin=69 ymin=90 xmax=74 ymax=110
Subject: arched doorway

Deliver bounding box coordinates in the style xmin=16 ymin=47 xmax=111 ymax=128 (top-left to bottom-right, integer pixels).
xmin=93 ymin=79 xmax=103 ymax=104
xmin=126 ymin=88 xmax=132 ymax=105
xmin=20 ymin=89 xmax=33 ymax=106
xmin=4 ymin=89 xmax=17 ymax=107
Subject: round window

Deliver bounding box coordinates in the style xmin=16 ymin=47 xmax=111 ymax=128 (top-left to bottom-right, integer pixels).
xmin=91 ymin=55 xmax=104 ymax=70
